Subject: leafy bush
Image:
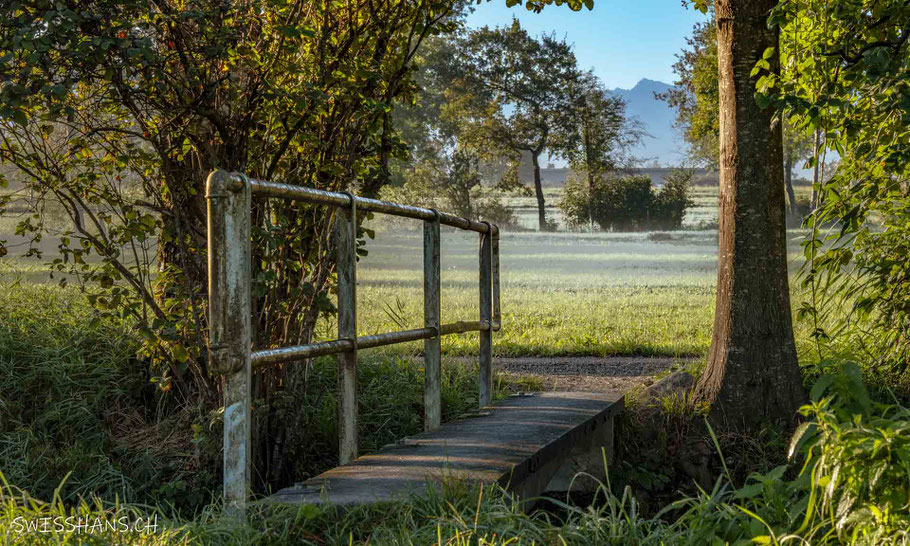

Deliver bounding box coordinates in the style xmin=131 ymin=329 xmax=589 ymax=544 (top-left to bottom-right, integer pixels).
xmin=772 ymin=0 xmax=910 ymax=379
xmin=651 ymin=169 xmax=693 ymax=230
xmin=384 ymin=150 xmax=522 ymax=229
xmin=559 ymin=169 xmax=693 ymax=231
xmin=800 ymin=175 xmax=910 ymax=379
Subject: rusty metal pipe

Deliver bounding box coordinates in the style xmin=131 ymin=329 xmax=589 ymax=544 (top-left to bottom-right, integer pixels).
xmin=251 ymin=339 xmax=355 ymax=369
xmin=439 ymin=320 xmax=490 ymax=336
xmin=244 ymin=176 xmax=497 ymax=235
xmin=249 ymin=322 xmax=492 ymax=369
xmin=336 ymin=193 xmax=358 ymax=464
xmin=206 ymin=170 xmax=252 ymax=520
xmin=492 ymin=228 xmax=501 ymax=331
xmin=423 ymin=215 xmax=441 ymax=431
xmin=357 ymin=327 xmax=437 ymax=350
xmin=478 ymin=225 xmax=493 ymax=408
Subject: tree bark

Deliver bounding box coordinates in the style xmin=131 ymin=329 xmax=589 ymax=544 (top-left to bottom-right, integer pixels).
xmin=784 ymin=153 xmax=797 ymax=217
xmin=695 ymin=0 xmax=806 ymax=428
xmin=531 ymin=151 xmax=548 ymax=231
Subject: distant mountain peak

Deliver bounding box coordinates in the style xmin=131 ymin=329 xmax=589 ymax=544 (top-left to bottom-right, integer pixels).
xmin=609 ymin=79 xmax=680 ymax=167
xmin=612 ymin=78 xmax=673 ymax=95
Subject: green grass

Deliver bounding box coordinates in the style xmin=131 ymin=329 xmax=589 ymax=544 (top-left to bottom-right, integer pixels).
xmin=343 ymin=228 xmax=816 ymax=360
xmin=3 ymin=225 xmax=813 ymax=361
xmin=2 ymin=221 xmax=907 ymax=544
xmin=0 ymin=282 xmax=537 ymax=513
xmin=4 ymin=368 xmax=909 ymax=545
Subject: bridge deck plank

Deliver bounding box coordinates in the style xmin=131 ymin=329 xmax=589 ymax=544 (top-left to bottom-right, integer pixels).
xmin=267 ymin=391 xmax=623 ymax=506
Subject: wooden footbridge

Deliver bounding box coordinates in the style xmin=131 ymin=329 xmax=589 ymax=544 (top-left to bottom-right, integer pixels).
xmin=206 ymin=170 xmax=624 ymax=517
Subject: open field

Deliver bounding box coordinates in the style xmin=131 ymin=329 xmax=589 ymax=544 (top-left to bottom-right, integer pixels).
xmin=504 ymin=183 xmax=812 ymax=230
xmin=346 ymin=224 xmax=813 ymax=361
xmin=0 ymin=182 xmax=814 ymax=363
xmin=0 ymin=222 xmax=813 ymax=363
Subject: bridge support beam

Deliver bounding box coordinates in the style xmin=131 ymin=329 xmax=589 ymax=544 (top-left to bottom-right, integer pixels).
xmin=542 ymin=418 xmax=615 ymax=493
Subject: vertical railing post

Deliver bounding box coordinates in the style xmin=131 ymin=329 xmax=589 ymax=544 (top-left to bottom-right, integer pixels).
xmin=491 ymin=226 xmax=501 ymax=331
xmin=478 ymin=222 xmax=493 ymax=408
xmin=336 ymin=193 xmax=358 ymax=464
xmin=206 ymin=170 xmax=251 ymax=520
xmin=423 ymin=213 xmax=441 ymax=430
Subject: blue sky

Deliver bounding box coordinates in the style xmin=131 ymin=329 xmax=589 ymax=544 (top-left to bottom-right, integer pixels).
xmin=466 ymin=1 xmax=709 ymax=90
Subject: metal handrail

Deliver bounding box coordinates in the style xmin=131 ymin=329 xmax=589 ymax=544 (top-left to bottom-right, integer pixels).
xmin=205 ymin=170 xmax=501 ymax=517
xmin=247 ymin=178 xmax=500 ymax=235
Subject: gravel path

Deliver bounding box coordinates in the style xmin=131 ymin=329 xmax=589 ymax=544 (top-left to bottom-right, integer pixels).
xmin=439 ymin=356 xmax=696 ymax=394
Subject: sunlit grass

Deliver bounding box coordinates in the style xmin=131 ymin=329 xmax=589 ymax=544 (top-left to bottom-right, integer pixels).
xmin=2 ymin=221 xmax=819 ymax=362
xmin=345 ymin=227 xmax=816 ymax=360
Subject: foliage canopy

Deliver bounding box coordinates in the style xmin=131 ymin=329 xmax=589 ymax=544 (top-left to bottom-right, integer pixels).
xmin=0 ymin=0 xmax=460 ymax=491
xmin=763 ymin=0 xmax=910 ymax=374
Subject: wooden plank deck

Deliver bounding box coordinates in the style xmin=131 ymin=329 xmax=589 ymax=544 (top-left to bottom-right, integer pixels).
xmin=267 ymin=391 xmax=624 ymax=506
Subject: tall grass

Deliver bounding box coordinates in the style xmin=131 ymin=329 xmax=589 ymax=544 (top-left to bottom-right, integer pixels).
xmin=0 ymin=282 xmax=537 ymax=515
xmin=0 ymin=283 xmax=150 ymax=503
xmin=3 ymin=362 xmax=907 ymax=545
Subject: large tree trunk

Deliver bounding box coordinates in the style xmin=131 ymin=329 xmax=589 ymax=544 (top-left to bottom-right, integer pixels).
xmin=784 ymin=153 xmax=797 ymax=217
xmin=695 ymin=0 xmax=806 ymax=428
xmin=531 ymin=151 xmax=548 ymax=231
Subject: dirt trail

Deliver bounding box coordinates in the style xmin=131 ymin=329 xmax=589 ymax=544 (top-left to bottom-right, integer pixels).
xmin=440 ymin=356 xmax=697 ymax=393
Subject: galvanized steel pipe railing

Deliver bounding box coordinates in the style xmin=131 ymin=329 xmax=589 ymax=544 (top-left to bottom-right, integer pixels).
xmin=247 ymin=177 xmax=500 ymax=236
xmin=205 ymin=170 xmax=502 ymax=518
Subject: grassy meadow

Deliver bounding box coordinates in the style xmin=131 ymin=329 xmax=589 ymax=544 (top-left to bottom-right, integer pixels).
xmin=354 ymin=228 xmax=718 ymax=358
xmin=0 ymin=182 xmax=818 ymax=363
xmin=6 ymin=182 xmax=901 ymax=546
xmin=351 ymin=181 xmax=814 ymax=362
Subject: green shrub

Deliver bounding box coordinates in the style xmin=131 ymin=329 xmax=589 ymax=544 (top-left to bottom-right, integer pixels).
xmin=800 ymin=174 xmax=910 ymax=380
xmin=383 ymin=150 xmax=522 ymax=229
xmin=650 ymin=169 xmax=693 ymax=230
xmin=559 ymin=169 xmax=693 ymax=231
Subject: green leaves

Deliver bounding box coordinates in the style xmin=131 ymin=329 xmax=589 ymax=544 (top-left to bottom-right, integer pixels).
xmin=447 ymin=21 xmax=581 ymax=171
xmin=774 ymin=0 xmax=910 ymax=374
xmin=0 ymin=0 xmax=464 ymax=393
xmin=502 ymin=0 xmax=595 ymax=12
xmin=662 ymin=18 xmax=720 ymax=168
